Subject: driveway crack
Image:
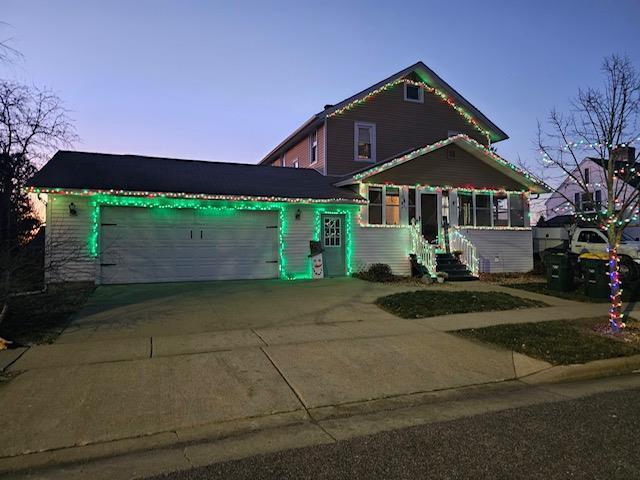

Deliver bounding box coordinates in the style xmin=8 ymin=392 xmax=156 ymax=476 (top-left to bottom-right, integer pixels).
xmin=259 ymin=347 xmax=336 ymax=443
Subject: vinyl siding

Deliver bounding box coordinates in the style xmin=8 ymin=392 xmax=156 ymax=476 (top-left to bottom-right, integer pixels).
xmin=352 ymin=227 xmax=411 ymax=275
xmin=458 ymin=229 xmax=533 ymax=273
xmin=274 ymin=124 xmax=325 ymax=174
xmin=282 ymin=204 xmax=316 ymax=276
xmin=327 ymin=82 xmax=489 ymax=176
xmin=364 ymin=144 xmax=526 ymax=191
xmin=45 ymin=194 xmax=97 ymax=283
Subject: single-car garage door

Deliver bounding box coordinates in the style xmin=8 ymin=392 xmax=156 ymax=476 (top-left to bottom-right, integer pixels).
xmin=100 ymin=207 xmax=279 ymax=284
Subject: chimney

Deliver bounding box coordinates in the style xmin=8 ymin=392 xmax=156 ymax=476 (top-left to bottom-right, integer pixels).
xmin=611 ymin=145 xmax=636 ymax=163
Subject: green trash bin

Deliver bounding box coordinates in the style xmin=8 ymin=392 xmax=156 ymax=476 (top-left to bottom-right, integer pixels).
xmin=545 ymin=253 xmax=574 ymax=292
xmin=581 ymin=258 xmax=610 ymax=299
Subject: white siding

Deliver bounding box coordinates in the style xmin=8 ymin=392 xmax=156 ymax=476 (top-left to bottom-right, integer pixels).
xmin=459 ymin=229 xmax=533 ymax=273
xmin=281 ymin=205 xmax=316 ymax=277
xmin=46 ymin=194 xmax=97 ymax=283
xmin=352 ymin=227 xmax=411 ymax=275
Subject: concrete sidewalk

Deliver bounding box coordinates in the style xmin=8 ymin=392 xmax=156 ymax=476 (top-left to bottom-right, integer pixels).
xmin=0 ymin=315 xmax=529 ymax=461
xmin=0 ymin=280 xmax=625 ymax=473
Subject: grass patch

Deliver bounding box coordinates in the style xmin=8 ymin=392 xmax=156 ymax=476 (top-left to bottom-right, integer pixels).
xmin=0 ymin=283 xmax=95 ymax=345
xmin=455 ymin=318 xmax=640 ymax=365
xmin=375 ymin=290 xmax=546 ymax=319
xmin=502 ymin=280 xmax=640 ymax=303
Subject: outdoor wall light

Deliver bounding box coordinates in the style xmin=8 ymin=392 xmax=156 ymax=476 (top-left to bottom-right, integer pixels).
xmin=295 ymin=208 xmax=301 ymax=220
xmin=69 ymin=202 xmax=77 ymax=216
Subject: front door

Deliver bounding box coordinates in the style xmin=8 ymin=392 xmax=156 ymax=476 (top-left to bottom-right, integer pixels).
xmin=321 ymin=214 xmax=346 ymax=277
xmin=420 ymin=193 xmax=438 ymax=242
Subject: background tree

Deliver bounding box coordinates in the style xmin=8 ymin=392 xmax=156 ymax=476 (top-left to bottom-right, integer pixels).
xmin=537 ymin=54 xmax=640 ymax=332
xmin=0 ymin=81 xmax=76 ymax=317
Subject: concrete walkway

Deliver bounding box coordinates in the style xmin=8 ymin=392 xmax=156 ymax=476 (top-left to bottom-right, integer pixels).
xmin=0 ymin=278 xmax=624 ymax=471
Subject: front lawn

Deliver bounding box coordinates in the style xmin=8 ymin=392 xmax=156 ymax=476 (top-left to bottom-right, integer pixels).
xmin=375 ymin=291 xmax=546 ymax=319
xmin=0 ymin=283 xmax=95 ymax=345
xmin=455 ymin=317 xmax=640 ymax=365
xmin=504 ymin=281 xmax=640 ymax=303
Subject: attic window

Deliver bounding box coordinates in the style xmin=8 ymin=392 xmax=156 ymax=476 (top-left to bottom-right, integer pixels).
xmin=404 ymin=84 xmax=423 ymax=103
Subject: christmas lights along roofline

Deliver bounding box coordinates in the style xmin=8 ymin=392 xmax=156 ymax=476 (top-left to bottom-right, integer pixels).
xmin=335 ymin=134 xmax=550 ymax=193
xmin=26 ymin=150 xmax=365 ymax=204
xmin=25 ymin=186 xmax=367 ymax=205
xmin=258 ymin=61 xmax=509 ymax=165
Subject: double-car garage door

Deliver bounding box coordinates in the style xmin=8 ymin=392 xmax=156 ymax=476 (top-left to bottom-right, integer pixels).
xmin=100 ymin=207 xmax=279 ymax=284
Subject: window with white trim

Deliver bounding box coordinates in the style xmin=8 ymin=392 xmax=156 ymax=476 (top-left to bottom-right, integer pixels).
xmin=385 ymin=187 xmax=400 ymax=225
xmin=368 ymin=187 xmax=383 ymax=224
xmin=408 ymin=188 xmax=417 ymax=224
xmin=458 ymin=192 xmax=474 ymax=226
xmin=509 ymin=193 xmax=526 ymax=227
xmin=584 ymin=168 xmax=590 ymax=184
xmin=355 ymin=122 xmax=376 ymax=162
xmin=475 ymin=193 xmax=492 ymax=226
xmin=493 ymin=193 xmax=509 ymax=227
xmin=310 ymin=130 xmax=317 ymax=165
xmin=292 ymin=159 xmax=299 ymax=168
xmin=404 ymin=83 xmax=423 ymax=103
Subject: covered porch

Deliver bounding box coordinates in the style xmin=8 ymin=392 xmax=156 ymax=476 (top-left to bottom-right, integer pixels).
xmin=340 ymin=135 xmax=548 ymax=274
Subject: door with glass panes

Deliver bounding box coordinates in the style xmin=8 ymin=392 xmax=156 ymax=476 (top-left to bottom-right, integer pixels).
xmin=321 ymin=214 xmax=346 ymax=277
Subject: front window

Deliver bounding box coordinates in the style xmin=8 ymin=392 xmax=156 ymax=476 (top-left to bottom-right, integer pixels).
xmin=368 ymin=187 xmax=383 ymax=224
xmin=493 ymin=193 xmax=509 ymax=227
xmin=355 ymin=123 xmax=376 ymax=161
xmin=385 ymin=187 xmax=400 ymax=225
xmin=408 ymin=188 xmax=416 ymax=224
xmin=475 ymin=194 xmax=491 ymax=226
xmin=458 ymin=193 xmax=473 ymax=226
xmin=509 ymin=193 xmax=526 ymax=227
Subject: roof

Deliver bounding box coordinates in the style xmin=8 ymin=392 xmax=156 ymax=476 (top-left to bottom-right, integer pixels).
xmin=259 ymin=61 xmax=509 ymax=165
xmin=334 ymin=134 xmax=550 ymax=193
xmin=26 ymin=151 xmax=364 ymax=203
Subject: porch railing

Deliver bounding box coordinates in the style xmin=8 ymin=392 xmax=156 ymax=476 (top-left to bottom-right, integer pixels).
xmin=409 ymin=220 xmax=437 ymax=277
xmin=449 ymin=229 xmax=479 ymax=276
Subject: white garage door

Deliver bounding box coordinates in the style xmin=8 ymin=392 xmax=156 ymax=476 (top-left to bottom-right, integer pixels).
xmin=100 ymin=207 xmax=279 ymax=284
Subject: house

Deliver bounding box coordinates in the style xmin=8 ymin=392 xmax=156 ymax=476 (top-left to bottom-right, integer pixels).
xmin=27 ymin=61 xmax=547 ymax=285
xmin=544 ymin=146 xmax=639 ymax=234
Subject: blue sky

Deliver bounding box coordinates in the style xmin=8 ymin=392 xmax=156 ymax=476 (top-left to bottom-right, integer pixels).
xmin=3 ymin=0 xmax=640 ymax=172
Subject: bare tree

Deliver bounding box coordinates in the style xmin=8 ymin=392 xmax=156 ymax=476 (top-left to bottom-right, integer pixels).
xmin=537 ymin=54 xmax=640 ymax=332
xmin=0 ymin=22 xmax=23 ymax=64
xmin=0 ymin=81 xmax=77 ymax=321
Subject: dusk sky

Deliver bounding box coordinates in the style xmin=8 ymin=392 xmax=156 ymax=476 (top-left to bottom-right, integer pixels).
xmin=3 ymin=0 xmax=640 ymax=173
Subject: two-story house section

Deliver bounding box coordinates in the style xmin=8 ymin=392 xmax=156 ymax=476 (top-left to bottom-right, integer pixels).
xmin=29 ymin=62 xmax=548 ymax=286
xmin=260 ymin=62 xmax=548 ymax=275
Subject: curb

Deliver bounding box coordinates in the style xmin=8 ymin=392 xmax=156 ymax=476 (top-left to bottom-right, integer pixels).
xmin=517 ymin=353 xmax=640 ymax=384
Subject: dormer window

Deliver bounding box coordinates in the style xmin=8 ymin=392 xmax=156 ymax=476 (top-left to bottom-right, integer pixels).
xmin=404 ymin=83 xmax=423 ymax=103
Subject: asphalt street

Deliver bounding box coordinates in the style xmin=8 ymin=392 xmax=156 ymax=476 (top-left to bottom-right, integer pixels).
xmin=148 ymin=387 xmax=640 ymax=480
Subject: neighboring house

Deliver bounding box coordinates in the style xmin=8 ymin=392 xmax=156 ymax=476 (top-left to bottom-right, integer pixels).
xmin=545 ymin=146 xmax=638 ymax=223
xmin=27 ymin=61 xmax=547 ymax=285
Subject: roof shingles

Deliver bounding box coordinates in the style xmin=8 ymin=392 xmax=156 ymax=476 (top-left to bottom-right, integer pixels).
xmin=27 ymin=151 xmax=364 ymax=203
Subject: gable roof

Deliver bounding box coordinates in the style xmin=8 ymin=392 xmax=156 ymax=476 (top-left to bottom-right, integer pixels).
xmin=335 ymin=134 xmax=549 ymax=193
xmin=259 ymin=61 xmax=509 ymax=166
xmin=26 ymin=151 xmax=365 ymax=204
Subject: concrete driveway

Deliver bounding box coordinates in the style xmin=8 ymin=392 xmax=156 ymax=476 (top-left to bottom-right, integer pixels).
xmin=0 ymin=278 xmax=561 ymax=471
xmin=57 ymin=278 xmax=424 ymax=343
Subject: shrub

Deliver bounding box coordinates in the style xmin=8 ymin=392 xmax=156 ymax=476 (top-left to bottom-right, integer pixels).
xmin=353 ymin=263 xmax=394 ymax=282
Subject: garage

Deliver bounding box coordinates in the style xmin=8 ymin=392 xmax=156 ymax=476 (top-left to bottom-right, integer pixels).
xmin=99 ymin=206 xmax=280 ymax=284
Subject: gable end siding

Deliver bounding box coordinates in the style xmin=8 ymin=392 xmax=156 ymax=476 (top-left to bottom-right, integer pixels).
xmin=326 ymin=83 xmax=489 ymax=176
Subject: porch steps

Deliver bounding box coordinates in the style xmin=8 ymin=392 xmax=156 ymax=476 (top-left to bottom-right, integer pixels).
xmin=436 ymin=253 xmax=478 ymax=282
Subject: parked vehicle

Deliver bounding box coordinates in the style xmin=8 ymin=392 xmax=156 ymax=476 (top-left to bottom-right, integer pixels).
xmin=534 ymin=224 xmax=640 ymax=280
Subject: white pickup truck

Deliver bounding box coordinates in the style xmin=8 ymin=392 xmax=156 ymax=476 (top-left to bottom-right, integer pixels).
xmin=534 ymin=226 xmax=640 ymax=280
